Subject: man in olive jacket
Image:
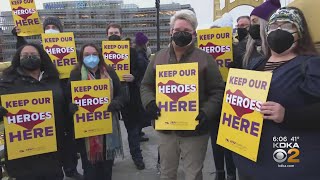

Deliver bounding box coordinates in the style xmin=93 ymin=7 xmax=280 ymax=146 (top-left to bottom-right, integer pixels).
xmin=140 ymin=9 xmax=225 ymax=180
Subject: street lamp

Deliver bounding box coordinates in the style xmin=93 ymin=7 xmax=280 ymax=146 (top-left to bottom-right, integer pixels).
xmin=156 ymin=0 xmax=160 ymax=51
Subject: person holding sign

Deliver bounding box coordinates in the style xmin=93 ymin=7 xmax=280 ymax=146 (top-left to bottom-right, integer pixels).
xmin=67 ymin=43 xmax=125 ymax=180
xmin=206 ymin=16 xmax=236 ymax=180
xmin=9 ymin=0 xmax=43 ymax=36
xmin=106 ymin=23 xmax=147 ymax=170
xmin=12 ymin=16 xmax=64 ymax=49
xmin=234 ymin=7 xmax=320 ymax=180
xmin=141 ymin=10 xmax=225 ymax=180
xmin=0 ymin=43 xmax=68 ymax=179
xmin=13 ymin=16 xmax=83 ymax=179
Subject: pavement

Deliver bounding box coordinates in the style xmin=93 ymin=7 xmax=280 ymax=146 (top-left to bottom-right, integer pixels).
xmin=103 ymin=121 xmax=217 ymax=180
xmin=2 ymin=121 xmax=219 ymax=180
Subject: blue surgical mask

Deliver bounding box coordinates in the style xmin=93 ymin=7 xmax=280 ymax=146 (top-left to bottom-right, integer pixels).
xmin=45 ymin=29 xmax=60 ymax=34
xmin=83 ymin=55 xmax=100 ymax=69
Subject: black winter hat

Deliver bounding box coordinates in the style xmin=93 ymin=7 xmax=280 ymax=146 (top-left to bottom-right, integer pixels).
xmin=43 ymin=17 xmax=63 ymax=32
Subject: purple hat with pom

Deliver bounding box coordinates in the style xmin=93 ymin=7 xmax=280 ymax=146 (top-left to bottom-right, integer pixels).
xmin=250 ymin=0 xmax=281 ymax=21
xmin=135 ymin=32 xmax=148 ymax=46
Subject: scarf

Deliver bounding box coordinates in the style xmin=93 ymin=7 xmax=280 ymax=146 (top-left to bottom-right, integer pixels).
xmin=81 ymin=65 xmax=124 ymax=163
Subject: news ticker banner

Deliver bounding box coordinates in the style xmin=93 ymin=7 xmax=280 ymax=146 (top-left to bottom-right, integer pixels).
xmin=217 ymin=68 xmax=272 ymax=162
xmin=155 ymin=62 xmax=199 ymax=130
xmin=41 ymin=32 xmax=78 ymax=79
xmin=1 ymin=91 xmax=57 ymax=160
xmin=102 ymin=41 xmax=130 ymax=81
xmin=71 ymin=79 xmax=113 ymax=139
xmin=10 ymin=0 xmax=43 ymax=36
xmin=197 ymin=27 xmax=233 ymax=82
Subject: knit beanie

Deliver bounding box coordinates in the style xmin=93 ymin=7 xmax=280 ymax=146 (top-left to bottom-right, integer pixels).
xmin=135 ymin=32 xmax=148 ymax=46
xmin=250 ymin=0 xmax=281 ymax=21
xmin=267 ymin=7 xmax=304 ymax=37
xmin=43 ymin=17 xmax=63 ymax=32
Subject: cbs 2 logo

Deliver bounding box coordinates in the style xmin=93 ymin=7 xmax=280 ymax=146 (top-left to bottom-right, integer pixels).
xmin=273 ymin=148 xmax=300 ymax=163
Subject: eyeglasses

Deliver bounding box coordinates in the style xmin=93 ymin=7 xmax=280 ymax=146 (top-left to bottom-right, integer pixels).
xmin=172 ymin=28 xmax=194 ymax=34
xmin=268 ymin=22 xmax=295 ymax=31
xmin=20 ymin=54 xmax=40 ymax=59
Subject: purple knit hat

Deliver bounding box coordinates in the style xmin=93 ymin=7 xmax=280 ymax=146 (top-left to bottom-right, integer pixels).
xmin=250 ymin=0 xmax=281 ymax=21
xmin=135 ymin=32 xmax=148 ymax=46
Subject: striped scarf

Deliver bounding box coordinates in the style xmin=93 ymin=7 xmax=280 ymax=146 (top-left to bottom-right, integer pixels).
xmin=81 ymin=65 xmax=124 ymax=163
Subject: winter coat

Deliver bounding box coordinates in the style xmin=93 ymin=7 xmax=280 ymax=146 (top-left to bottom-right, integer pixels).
xmin=0 ymin=68 xmax=67 ymax=177
xmin=231 ymin=38 xmax=263 ymax=69
xmin=121 ymin=47 xmax=150 ymax=126
xmin=140 ymin=44 xmax=225 ymax=137
xmin=248 ymin=55 xmax=320 ymax=130
xmin=127 ymin=48 xmax=150 ymax=127
xmin=233 ymin=55 xmax=320 ymax=180
xmin=66 ymin=65 xmax=126 ymax=154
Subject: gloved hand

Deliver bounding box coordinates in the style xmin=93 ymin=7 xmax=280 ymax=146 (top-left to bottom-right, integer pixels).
xmin=69 ymin=103 xmax=79 ymax=115
xmin=195 ymin=111 xmax=209 ymax=132
xmin=146 ymin=101 xmax=161 ymax=120
xmin=107 ymin=100 xmax=124 ymax=112
xmin=11 ymin=26 xmax=21 ymax=36
xmin=0 ymin=106 xmax=8 ymax=117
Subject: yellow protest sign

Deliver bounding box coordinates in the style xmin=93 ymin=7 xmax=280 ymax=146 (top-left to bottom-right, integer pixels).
xmin=71 ymin=79 xmax=112 ymax=139
xmin=1 ymin=91 xmax=57 ymax=160
xmin=42 ymin=32 xmax=78 ymax=79
xmin=10 ymin=0 xmax=43 ymax=36
xmin=102 ymin=41 xmax=130 ymax=81
xmin=197 ymin=27 xmax=233 ymax=82
xmin=217 ymin=69 xmax=272 ymax=162
xmin=155 ymin=63 xmax=199 ymax=130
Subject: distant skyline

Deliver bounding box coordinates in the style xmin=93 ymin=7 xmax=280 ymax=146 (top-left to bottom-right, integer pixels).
xmin=1 ymin=0 xmax=294 ymax=29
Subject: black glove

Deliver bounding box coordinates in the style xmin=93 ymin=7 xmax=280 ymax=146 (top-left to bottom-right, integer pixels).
xmin=11 ymin=27 xmax=18 ymax=36
xmin=107 ymin=100 xmax=123 ymax=112
xmin=69 ymin=103 xmax=79 ymax=115
xmin=0 ymin=106 xmax=8 ymax=117
xmin=195 ymin=111 xmax=209 ymax=132
xmin=146 ymin=101 xmax=161 ymax=120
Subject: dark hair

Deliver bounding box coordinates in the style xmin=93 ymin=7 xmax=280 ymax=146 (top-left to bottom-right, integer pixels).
xmin=3 ymin=43 xmax=59 ymax=79
xmin=106 ymin=23 xmax=123 ymax=34
xmin=135 ymin=44 xmax=147 ymax=53
xmin=237 ymin=16 xmax=250 ymax=23
xmin=74 ymin=43 xmax=108 ymax=71
xmin=289 ymin=7 xmax=318 ymax=56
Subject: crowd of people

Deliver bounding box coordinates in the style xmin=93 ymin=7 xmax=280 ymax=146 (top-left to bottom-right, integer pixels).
xmin=0 ymin=0 xmax=319 ymax=179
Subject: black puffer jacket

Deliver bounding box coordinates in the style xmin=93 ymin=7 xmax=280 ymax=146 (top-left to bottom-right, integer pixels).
xmin=121 ymin=47 xmax=149 ymax=126
xmin=0 ymin=68 xmax=67 ymax=177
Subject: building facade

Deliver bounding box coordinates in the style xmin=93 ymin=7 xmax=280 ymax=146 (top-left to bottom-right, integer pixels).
xmin=0 ymin=0 xmax=193 ymax=61
xmin=0 ymin=28 xmax=3 ymax=62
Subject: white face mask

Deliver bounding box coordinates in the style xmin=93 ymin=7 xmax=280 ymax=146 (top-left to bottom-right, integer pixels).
xmin=146 ymin=47 xmax=152 ymax=57
xmin=45 ymin=29 xmax=60 ymax=34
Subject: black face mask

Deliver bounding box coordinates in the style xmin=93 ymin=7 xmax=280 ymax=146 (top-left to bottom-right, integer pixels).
xmin=108 ymin=34 xmax=121 ymax=41
xmin=249 ymin=24 xmax=261 ymax=40
xmin=237 ymin=28 xmax=248 ymax=42
xmin=267 ymin=29 xmax=295 ymax=54
xmin=172 ymin=31 xmax=193 ymax=47
xmin=20 ymin=56 xmax=41 ymax=71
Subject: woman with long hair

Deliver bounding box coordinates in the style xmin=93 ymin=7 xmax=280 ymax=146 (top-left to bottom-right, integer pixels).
xmin=235 ymin=7 xmax=320 ymax=180
xmin=67 ymin=43 xmax=125 ymax=180
xmin=234 ymin=0 xmax=280 ymax=68
xmin=0 ymin=43 xmax=67 ymax=179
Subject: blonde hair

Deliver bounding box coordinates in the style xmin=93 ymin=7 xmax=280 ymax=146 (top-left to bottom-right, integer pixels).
xmin=170 ymin=9 xmax=198 ymax=31
xmin=242 ymin=18 xmax=270 ymax=68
